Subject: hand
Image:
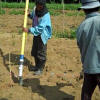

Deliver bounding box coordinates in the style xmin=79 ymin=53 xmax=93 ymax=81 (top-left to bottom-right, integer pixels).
xmin=23 ymin=27 xmax=29 ymax=33
xmin=24 ymin=10 xmax=30 ymax=16
xmin=27 ymin=10 xmax=30 ymax=16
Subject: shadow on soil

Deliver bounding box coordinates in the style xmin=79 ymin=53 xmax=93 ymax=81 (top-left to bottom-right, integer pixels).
xmin=0 ymin=98 xmax=8 ymax=100
xmin=23 ymin=78 xmax=75 ymax=100
xmin=0 ymin=48 xmax=33 ymax=72
xmin=0 ymin=48 xmax=75 ymax=100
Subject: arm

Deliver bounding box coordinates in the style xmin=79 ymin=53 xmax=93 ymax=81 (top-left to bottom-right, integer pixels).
xmin=22 ymin=16 xmax=47 ymax=34
xmin=29 ymin=13 xmax=52 ymax=37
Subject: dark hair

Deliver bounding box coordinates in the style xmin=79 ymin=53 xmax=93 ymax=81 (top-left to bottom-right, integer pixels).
xmin=35 ymin=0 xmax=48 ymax=17
xmin=35 ymin=0 xmax=46 ymax=5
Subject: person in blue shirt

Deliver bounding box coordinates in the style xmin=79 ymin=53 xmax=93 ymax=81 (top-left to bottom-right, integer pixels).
xmin=23 ymin=0 xmax=52 ymax=75
xmin=77 ymin=0 xmax=100 ymax=100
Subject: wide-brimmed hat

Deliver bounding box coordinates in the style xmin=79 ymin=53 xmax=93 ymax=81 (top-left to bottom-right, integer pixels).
xmin=78 ymin=0 xmax=100 ymax=10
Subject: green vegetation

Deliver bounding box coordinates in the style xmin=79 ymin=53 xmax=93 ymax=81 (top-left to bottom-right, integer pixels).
xmin=0 ymin=2 xmax=5 ymax=15
xmin=1 ymin=2 xmax=26 ymax=8
xmin=53 ymin=29 xmax=76 ymax=39
xmin=9 ymin=9 xmax=24 ymax=15
xmin=50 ymin=9 xmax=61 ymax=16
xmin=18 ymin=29 xmax=23 ymax=35
xmin=69 ymin=29 xmax=76 ymax=39
xmin=0 ymin=2 xmax=83 ymax=17
xmin=0 ymin=9 xmax=5 ymax=15
xmin=0 ymin=2 xmax=79 ymax=39
xmin=66 ymin=11 xmax=84 ymax=16
xmin=1 ymin=2 xmax=81 ymax=10
xmin=54 ymin=31 xmax=68 ymax=38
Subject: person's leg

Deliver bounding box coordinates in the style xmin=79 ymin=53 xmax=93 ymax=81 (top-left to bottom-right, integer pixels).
xmin=81 ymin=73 xmax=97 ymax=100
xmin=34 ymin=36 xmax=47 ymax=75
xmin=30 ymin=36 xmax=39 ymax=71
xmin=97 ymin=74 xmax=100 ymax=90
xmin=79 ymin=68 xmax=84 ymax=80
xmin=36 ymin=59 xmax=46 ymax=71
xmin=31 ymin=36 xmax=37 ymax=57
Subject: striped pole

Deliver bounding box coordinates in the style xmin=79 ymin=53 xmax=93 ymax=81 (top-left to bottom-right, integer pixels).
xmin=19 ymin=0 xmax=29 ymax=85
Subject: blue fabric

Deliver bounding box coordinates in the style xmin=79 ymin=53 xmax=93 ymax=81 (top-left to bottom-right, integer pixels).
xmin=77 ymin=12 xmax=100 ymax=74
xmin=29 ymin=11 xmax=52 ymax=45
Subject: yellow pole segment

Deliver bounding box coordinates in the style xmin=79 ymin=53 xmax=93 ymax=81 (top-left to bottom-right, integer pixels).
xmin=21 ymin=0 xmax=29 ymax=55
xmin=19 ymin=0 xmax=29 ymax=85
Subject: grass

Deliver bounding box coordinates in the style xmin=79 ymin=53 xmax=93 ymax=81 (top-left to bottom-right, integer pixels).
xmin=1 ymin=2 xmax=26 ymax=8
xmin=0 ymin=8 xmax=5 ymax=15
xmin=8 ymin=9 xmax=85 ymax=16
xmin=1 ymin=2 xmax=81 ymax=10
xmin=8 ymin=8 xmax=85 ymax=16
xmin=47 ymin=3 xmax=81 ymax=10
xmin=65 ymin=11 xmax=84 ymax=16
xmin=1 ymin=2 xmax=78 ymax=39
xmin=18 ymin=29 xmax=23 ymax=35
xmin=49 ymin=9 xmax=61 ymax=16
xmin=0 ymin=2 xmax=83 ymax=16
xmin=53 ymin=29 xmax=76 ymax=39
xmin=9 ymin=9 xmax=24 ymax=15
xmin=53 ymin=31 xmax=68 ymax=38
xmin=69 ymin=29 xmax=76 ymax=39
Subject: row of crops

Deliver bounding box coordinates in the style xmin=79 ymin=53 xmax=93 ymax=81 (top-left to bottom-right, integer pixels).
xmin=0 ymin=2 xmax=83 ymax=39
xmin=0 ymin=2 xmax=84 ymax=16
xmin=0 ymin=2 xmax=81 ymax=10
xmin=0 ymin=9 xmax=85 ymax=16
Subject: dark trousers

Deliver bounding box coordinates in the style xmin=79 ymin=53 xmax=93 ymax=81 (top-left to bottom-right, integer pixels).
xmin=81 ymin=73 xmax=100 ymax=100
xmin=31 ymin=36 xmax=47 ymax=70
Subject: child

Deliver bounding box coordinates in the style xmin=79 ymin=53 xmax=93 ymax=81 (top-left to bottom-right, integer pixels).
xmin=77 ymin=0 xmax=100 ymax=100
xmin=23 ymin=0 xmax=52 ymax=75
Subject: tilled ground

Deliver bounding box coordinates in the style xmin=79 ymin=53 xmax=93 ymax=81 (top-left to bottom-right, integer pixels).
xmin=0 ymin=9 xmax=99 ymax=100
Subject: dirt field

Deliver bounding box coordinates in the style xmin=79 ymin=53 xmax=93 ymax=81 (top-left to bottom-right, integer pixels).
xmin=0 ymin=9 xmax=100 ymax=100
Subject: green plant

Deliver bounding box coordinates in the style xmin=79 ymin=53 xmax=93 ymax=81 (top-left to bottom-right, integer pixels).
xmin=1 ymin=2 xmax=81 ymax=10
xmin=53 ymin=29 xmax=76 ymax=39
xmin=9 ymin=9 xmax=24 ymax=15
xmin=53 ymin=31 xmax=68 ymax=38
xmin=0 ymin=8 xmax=5 ymax=15
xmin=18 ymin=29 xmax=23 ymax=35
xmin=66 ymin=11 xmax=84 ymax=16
xmin=69 ymin=29 xmax=76 ymax=39
xmin=49 ymin=10 xmax=61 ymax=16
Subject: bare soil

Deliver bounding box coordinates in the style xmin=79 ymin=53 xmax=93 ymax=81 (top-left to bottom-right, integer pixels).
xmin=0 ymin=9 xmax=99 ymax=100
